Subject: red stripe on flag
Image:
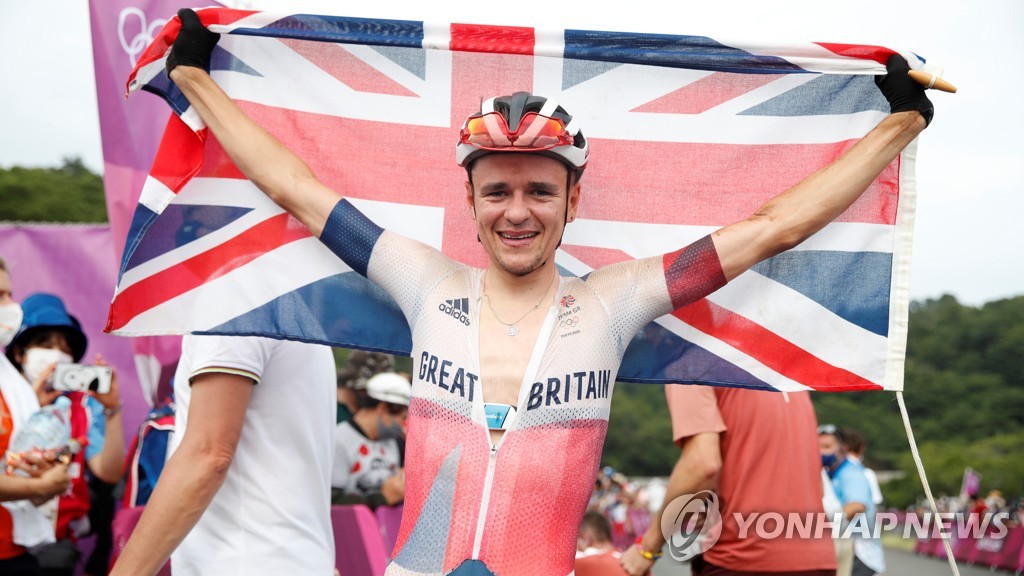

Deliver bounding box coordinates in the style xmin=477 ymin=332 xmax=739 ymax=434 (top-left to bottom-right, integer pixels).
xmin=583 ymin=138 xmax=899 ymax=226
xmin=198 ymin=7 xmax=261 ymax=27
xmin=197 ymin=132 xmax=248 ymax=180
xmin=450 ymin=23 xmax=534 ymax=55
xmin=560 ymin=245 xmax=633 ymax=270
xmin=815 ymin=43 xmax=895 ymax=65
xmin=149 ymin=114 xmax=207 ymax=194
xmin=279 ymin=39 xmax=418 ymax=97
xmin=632 ymin=73 xmax=782 ymax=115
xmin=107 ymin=213 xmax=310 ymax=331
xmin=673 ymin=299 xmax=882 ymax=391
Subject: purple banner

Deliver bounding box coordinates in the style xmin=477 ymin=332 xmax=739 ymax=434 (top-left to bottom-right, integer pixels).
xmin=0 ymin=224 xmax=156 ymax=442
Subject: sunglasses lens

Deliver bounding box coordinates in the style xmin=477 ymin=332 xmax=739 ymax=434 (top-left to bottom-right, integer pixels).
xmin=460 ymin=112 xmax=572 ymax=151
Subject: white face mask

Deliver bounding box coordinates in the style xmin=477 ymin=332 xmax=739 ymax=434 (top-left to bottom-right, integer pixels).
xmin=22 ymin=347 xmax=73 ymax=384
xmin=0 ymin=302 xmax=23 ymax=348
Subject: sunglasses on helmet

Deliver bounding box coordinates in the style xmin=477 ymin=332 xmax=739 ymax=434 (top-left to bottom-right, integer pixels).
xmin=459 ymin=111 xmax=574 ymax=152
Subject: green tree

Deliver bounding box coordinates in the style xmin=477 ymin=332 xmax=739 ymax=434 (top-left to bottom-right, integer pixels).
xmin=601 ymin=382 xmax=678 ymax=475
xmin=0 ymin=158 xmax=108 ymax=223
xmin=815 ymin=295 xmax=1024 ymax=508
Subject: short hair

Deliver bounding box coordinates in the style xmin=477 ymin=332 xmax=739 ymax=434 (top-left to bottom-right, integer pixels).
xmin=0 ymin=256 xmax=7 ymax=273
xmin=817 ymin=423 xmax=846 ymax=445
xmin=578 ymin=511 xmax=612 ymax=543
xmin=844 ymin=429 xmax=866 ymax=454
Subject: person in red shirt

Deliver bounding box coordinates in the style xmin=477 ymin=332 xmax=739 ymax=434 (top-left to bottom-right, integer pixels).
xmin=575 ymin=511 xmax=628 ymax=576
xmin=622 ymin=386 xmax=837 ymax=576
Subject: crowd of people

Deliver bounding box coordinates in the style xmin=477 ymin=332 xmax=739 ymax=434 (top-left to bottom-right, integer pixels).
xmin=0 ymin=272 xmax=415 ymax=575
xmin=1 ymin=7 xmax=939 ymax=575
xmin=1 ymin=261 xmax=124 ymax=576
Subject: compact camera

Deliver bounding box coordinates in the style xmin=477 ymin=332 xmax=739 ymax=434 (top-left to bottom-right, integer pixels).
xmin=52 ymin=363 xmax=113 ymax=394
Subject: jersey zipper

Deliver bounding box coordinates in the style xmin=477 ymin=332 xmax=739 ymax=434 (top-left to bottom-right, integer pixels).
xmin=471 ymin=443 xmax=499 ymax=557
xmin=469 ymin=278 xmax=562 ymax=560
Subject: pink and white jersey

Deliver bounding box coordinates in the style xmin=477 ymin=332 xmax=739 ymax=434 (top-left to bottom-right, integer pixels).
xmin=320 ymin=200 xmax=725 ymax=576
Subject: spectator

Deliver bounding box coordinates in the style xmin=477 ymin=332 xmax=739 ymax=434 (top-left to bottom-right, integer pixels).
xmin=332 ymin=372 xmax=409 ymax=509
xmin=819 ymin=424 xmax=880 ymax=576
xmin=844 ymin=429 xmax=883 ymax=507
xmin=843 ymin=428 xmax=885 ymax=576
xmin=575 ymin=511 xmax=627 ymax=576
xmin=623 ymin=386 xmax=837 ymax=576
xmin=335 ymin=351 xmax=392 ymax=425
xmin=968 ymin=493 xmax=987 ymax=516
xmin=0 ymin=259 xmax=70 ymax=576
xmin=5 ymin=293 xmax=124 ymax=576
xmin=111 ymin=335 xmax=337 ymax=576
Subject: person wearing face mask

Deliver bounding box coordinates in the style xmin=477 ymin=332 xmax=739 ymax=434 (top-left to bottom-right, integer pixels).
xmin=331 ymin=371 xmax=409 ymax=510
xmin=0 ymin=260 xmax=72 ymax=576
xmin=4 ymin=292 xmax=123 ymax=576
xmin=111 ymin=334 xmax=337 ymax=576
xmin=819 ymin=424 xmax=877 ymax=576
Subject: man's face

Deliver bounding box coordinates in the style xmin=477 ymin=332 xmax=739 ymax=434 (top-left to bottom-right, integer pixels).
xmin=466 ymin=154 xmax=580 ymax=278
xmin=376 ymin=403 xmax=409 ymax=437
xmin=818 ymin=433 xmax=842 ymax=459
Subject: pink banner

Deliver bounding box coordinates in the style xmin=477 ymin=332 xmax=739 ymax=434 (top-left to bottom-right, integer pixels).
xmin=0 ymin=224 xmax=152 ymax=441
xmin=88 ymin=0 xmax=213 ymax=396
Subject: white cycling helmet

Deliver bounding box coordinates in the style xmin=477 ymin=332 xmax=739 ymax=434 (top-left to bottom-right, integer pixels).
xmin=456 ymin=91 xmax=589 ymax=177
xmin=365 ymin=372 xmax=411 ymax=406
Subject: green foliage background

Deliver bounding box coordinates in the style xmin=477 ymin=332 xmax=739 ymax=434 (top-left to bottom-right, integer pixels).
xmin=0 ymin=159 xmax=108 ymax=222
xmin=5 ymin=161 xmax=1022 ymax=509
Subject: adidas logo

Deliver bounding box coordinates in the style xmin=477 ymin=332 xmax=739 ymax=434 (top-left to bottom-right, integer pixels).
xmin=438 ymin=298 xmax=471 ymax=326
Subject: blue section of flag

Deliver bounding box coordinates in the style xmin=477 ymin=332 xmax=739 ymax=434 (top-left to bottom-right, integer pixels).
xmin=140 ymin=71 xmax=193 ymax=118
xmin=201 ymin=272 xmax=412 ymax=354
xmin=124 ymin=205 xmax=253 ymax=273
xmin=752 ymin=251 xmax=892 ymax=337
xmin=210 ymin=45 xmax=261 ymax=77
xmin=740 ymin=74 xmax=888 ymax=117
xmin=563 ymin=30 xmax=809 ymax=73
xmin=562 ymin=59 xmax=622 ymax=90
xmin=370 ymin=45 xmax=427 ymax=80
xmin=119 ymin=205 xmax=159 ymax=281
xmin=620 ymin=323 xmax=774 ymax=391
xmin=234 ymin=15 xmax=425 ymax=49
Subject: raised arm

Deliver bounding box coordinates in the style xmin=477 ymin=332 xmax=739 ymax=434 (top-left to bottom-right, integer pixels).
xmin=167 ymin=9 xmax=339 ymax=236
xmin=712 ymin=55 xmax=933 ymax=281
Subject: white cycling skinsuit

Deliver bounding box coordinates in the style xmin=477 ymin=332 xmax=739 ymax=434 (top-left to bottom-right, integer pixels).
xmin=321 ymin=199 xmax=726 ymax=576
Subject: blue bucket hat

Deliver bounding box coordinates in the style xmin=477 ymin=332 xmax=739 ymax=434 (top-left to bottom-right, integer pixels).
xmin=5 ymin=293 xmax=88 ymax=365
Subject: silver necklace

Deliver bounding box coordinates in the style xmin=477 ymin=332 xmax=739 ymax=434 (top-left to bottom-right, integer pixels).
xmin=483 ymin=271 xmax=557 ymax=337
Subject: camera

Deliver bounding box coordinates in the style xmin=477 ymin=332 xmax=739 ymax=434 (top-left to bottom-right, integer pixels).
xmin=52 ymin=363 xmax=112 ymax=394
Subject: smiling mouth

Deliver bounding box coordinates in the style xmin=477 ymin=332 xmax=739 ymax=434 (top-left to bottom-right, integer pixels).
xmin=499 ymin=231 xmax=538 ymax=240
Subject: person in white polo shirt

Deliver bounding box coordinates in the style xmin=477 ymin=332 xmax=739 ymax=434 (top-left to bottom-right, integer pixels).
xmin=111 ymin=335 xmax=336 ymax=576
xmin=332 ymin=372 xmax=410 ymax=509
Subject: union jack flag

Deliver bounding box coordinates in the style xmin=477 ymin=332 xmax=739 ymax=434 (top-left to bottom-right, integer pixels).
xmin=107 ymin=8 xmax=926 ymax=392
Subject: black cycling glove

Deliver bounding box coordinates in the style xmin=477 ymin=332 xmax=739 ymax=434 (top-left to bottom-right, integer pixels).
xmin=875 ymin=54 xmax=934 ymax=127
xmin=166 ymin=8 xmax=220 ymax=74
